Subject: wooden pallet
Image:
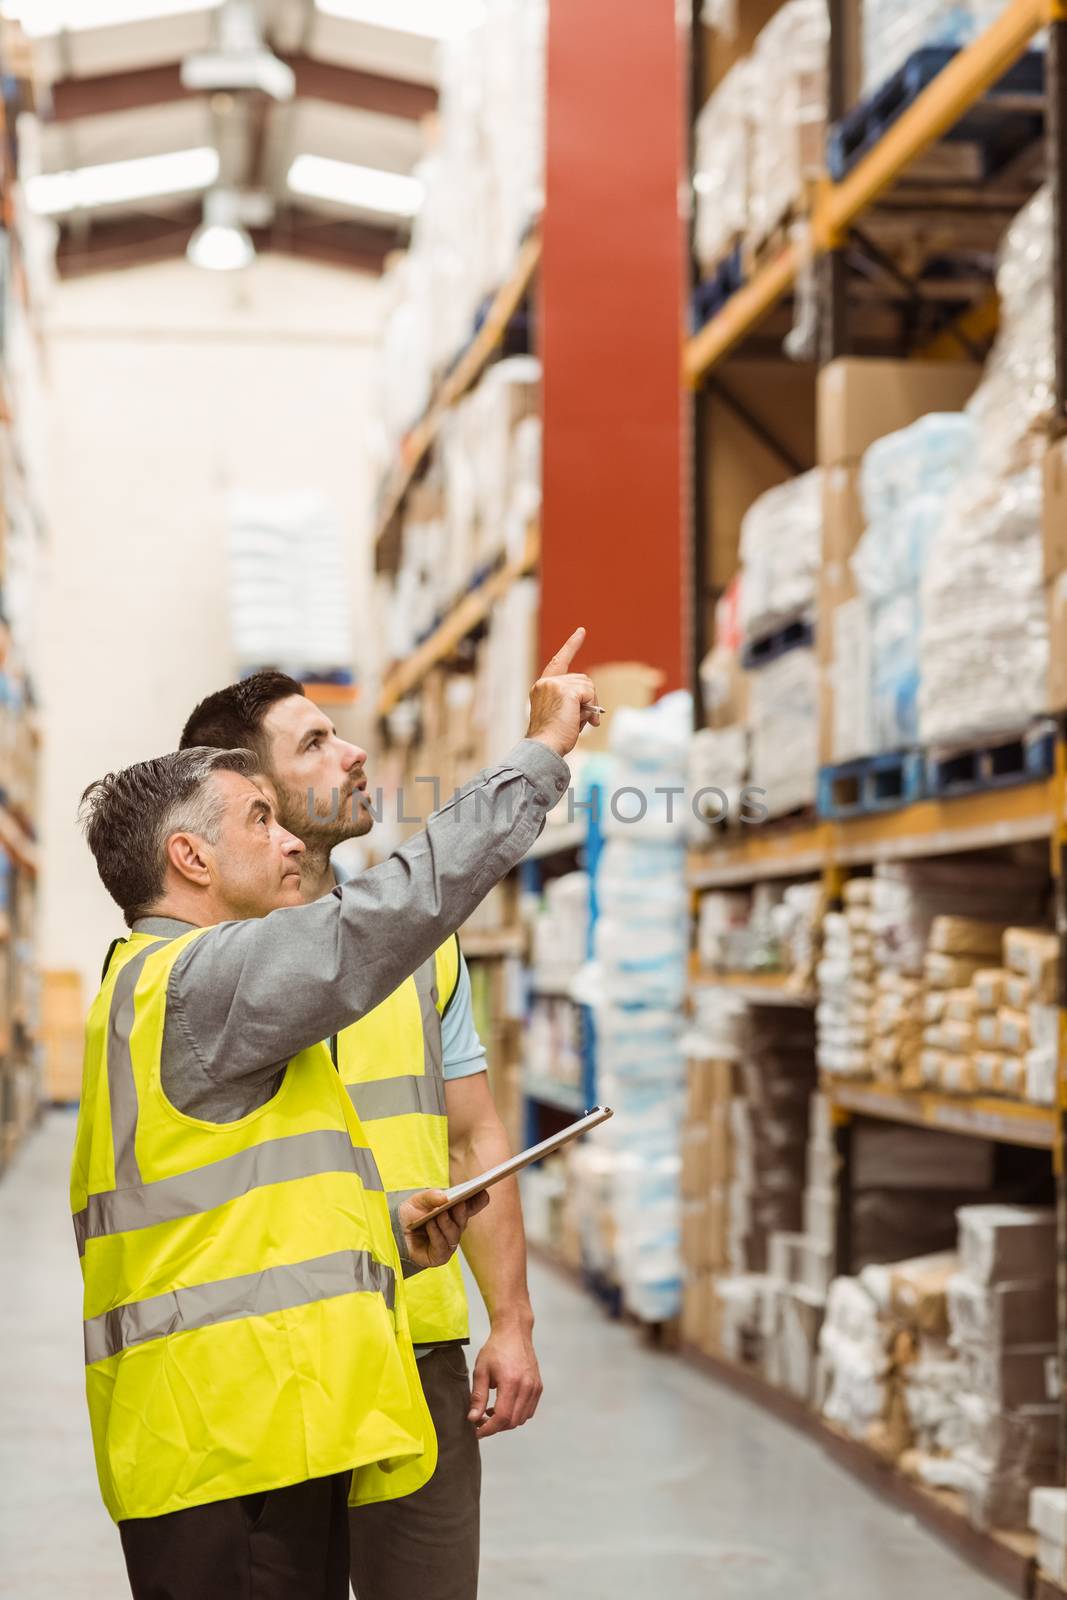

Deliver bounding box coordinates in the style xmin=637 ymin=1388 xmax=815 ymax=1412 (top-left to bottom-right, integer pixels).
xmin=925 ymin=721 xmax=1055 ymax=800
xmin=817 ymin=750 xmax=926 ymax=821
xmin=830 ymin=43 xmax=1045 ymax=182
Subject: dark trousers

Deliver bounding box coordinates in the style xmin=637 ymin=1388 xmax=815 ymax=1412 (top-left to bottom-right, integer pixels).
xmin=349 ymin=1345 xmax=481 ymax=1600
xmin=119 ymin=1472 xmax=352 ymax=1600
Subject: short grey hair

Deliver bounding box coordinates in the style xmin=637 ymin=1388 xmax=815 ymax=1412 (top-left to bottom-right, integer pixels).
xmin=79 ymin=746 xmax=258 ymax=926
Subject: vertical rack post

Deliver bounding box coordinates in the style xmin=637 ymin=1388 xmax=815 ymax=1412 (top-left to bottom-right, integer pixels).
xmin=819 ymin=0 xmax=851 ymax=366
xmin=540 ymin=0 xmax=686 ymax=687
xmin=1047 ymin=6 xmax=1067 ymax=1476
xmin=1053 ymin=721 xmax=1067 ymax=1475
xmin=688 ymin=0 xmax=709 ymax=726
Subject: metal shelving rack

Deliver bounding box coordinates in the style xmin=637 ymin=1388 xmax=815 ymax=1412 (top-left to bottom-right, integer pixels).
xmin=684 ymin=2 xmax=1067 ymax=1590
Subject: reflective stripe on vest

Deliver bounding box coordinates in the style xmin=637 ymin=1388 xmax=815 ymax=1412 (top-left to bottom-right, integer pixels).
xmin=335 ymin=939 xmax=469 ymax=1347
xmin=71 ymin=929 xmax=437 ymax=1522
xmin=84 ymin=1248 xmax=396 ymax=1364
xmin=73 ymin=1129 xmax=383 ymax=1256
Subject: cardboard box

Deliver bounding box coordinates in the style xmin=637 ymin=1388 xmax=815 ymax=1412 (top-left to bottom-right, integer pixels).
xmin=960 ymin=1342 xmax=1059 ymax=1409
xmin=42 ymin=969 xmax=85 ymax=1104
xmin=890 ymin=1252 xmax=959 ymax=1338
xmin=818 ymin=666 xmax=834 ymax=768
xmin=682 ymin=1124 xmax=711 ymax=1200
xmin=957 ymin=1205 xmax=1056 ymax=1285
xmin=1003 ymin=928 xmax=1059 ymax=1002
xmin=997 ymin=1007 xmax=1031 ymax=1055
xmin=682 ymin=1201 xmax=711 ymax=1272
xmin=817 ymin=358 xmax=981 ymax=467
xmin=816 ymin=558 xmax=858 ymax=668
xmin=950 ymin=1274 xmax=1057 ymax=1348
xmin=853 ymin=1122 xmax=995 ymax=1192
xmin=682 ymin=1269 xmax=712 ymax=1348
xmin=580 ymin=661 xmax=664 ymax=753
xmin=686 ymin=1058 xmax=734 ymax=1121
xmin=1043 ymin=438 xmax=1067 ymax=581
xmin=974 ymin=969 xmax=1007 ymax=1012
xmin=1049 ymin=572 xmax=1067 ymax=710
xmin=822 ymin=464 xmax=865 ymax=566
xmin=708 ymin=1104 xmax=733 ymax=1185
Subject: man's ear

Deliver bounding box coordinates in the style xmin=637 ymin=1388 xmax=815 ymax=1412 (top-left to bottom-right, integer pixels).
xmin=166 ymin=831 xmax=212 ymax=889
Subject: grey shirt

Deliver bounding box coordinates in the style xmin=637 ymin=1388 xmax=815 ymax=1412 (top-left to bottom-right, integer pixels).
xmin=128 ymin=739 xmax=569 ymax=1125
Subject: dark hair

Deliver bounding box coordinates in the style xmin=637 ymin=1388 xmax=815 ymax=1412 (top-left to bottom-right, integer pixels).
xmin=79 ymin=747 xmax=258 ymax=927
xmin=179 ymin=671 xmax=305 ymax=766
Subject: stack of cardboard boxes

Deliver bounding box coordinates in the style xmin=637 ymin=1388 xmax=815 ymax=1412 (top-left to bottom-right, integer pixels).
xmin=947 ymin=1205 xmax=1059 ymax=1530
xmin=921 ymin=925 xmax=1059 ymax=1105
xmin=680 ymin=1053 xmax=734 ymax=1357
xmin=1030 ymin=1488 xmax=1067 ymax=1588
xmin=816 ymin=879 xmax=874 ymax=1079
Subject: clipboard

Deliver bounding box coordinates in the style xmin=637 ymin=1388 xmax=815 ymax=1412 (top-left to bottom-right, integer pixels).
xmin=409 ymin=1105 xmax=613 ymax=1227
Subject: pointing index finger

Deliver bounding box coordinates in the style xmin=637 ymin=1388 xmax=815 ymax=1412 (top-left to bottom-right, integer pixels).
xmin=540 ymin=626 xmax=586 ymax=678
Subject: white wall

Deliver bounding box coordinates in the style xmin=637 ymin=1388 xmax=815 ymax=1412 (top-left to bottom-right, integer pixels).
xmin=39 ymin=252 xmax=383 ymax=1000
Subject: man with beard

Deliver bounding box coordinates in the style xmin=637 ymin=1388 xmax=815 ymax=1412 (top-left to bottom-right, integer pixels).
xmin=179 ymin=640 xmax=583 ymax=1600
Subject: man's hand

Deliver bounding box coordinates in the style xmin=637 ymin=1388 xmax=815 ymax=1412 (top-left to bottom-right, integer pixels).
xmin=526 ymin=627 xmax=600 ymax=759
xmin=467 ymin=1318 xmax=543 ymax=1440
xmin=398 ymin=1188 xmax=490 ymax=1270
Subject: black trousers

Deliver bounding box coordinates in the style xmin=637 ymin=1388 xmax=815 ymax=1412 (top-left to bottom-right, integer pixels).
xmin=119 ymin=1472 xmax=352 ymax=1600
xmin=349 ymin=1345 xmax=481 ymax=1600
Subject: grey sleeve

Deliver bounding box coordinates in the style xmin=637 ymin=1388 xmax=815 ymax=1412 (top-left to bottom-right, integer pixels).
xmin=163 ymin=740 xmax=568 ymax=1110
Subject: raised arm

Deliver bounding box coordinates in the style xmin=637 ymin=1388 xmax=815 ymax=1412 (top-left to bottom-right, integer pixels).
xmin=171 ymin=739 xmax=567 ymax=1079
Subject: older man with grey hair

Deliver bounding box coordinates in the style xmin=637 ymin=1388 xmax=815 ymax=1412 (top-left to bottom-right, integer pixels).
xmin=71 ymin=635 xmax=598 ymax=1600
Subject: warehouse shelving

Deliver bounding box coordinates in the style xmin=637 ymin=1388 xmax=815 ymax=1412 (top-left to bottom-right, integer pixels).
xmin=828 ymin=1080 xmax=1059 ymax=1150
xmin=687 ymin=776 xmax=1056 ymax=890
xmin=684 ymin=0 xmax=1051 ymax=385
xmin=680 ymin=1 xmax=1067 ymax=1585
xmin=371 ymin=232 xmax=541 ymax=554
xmin=688 ymin=961 xmax=816 ymax=1007
xmin=378 ymin=523 xmax=540 ymax=714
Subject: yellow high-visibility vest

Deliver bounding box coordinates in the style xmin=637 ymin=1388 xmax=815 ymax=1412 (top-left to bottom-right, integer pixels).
xmin=336 ymin=938 xmax=469 ymax=1347
xmin=71 ymin=928 xmax=436 ymax=1523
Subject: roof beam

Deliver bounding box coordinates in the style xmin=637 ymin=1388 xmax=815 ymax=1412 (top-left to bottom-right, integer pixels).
xmin=48 ymin=52 xmax=437 ymax=123
xmin=53 ymin=200 xmax=399 ymax=277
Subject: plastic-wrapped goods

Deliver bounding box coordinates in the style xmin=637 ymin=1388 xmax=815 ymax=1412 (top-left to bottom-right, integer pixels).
xmin=747 ymin=647 xmax=819 ymax=817
xmin=919 ymin=188 xmax=1052 ymax=742
xmin=687 ymin=725 xmax=748 ymax=846
xmin=739 ymin=468 xmax=823 ymax=644
xmin=582 ymin=695 xmax=692 ymax=1321
xmin=482 ymin=574 xmax=540 ymax=759
xmin=227 ymin=490 xmax=352 ymax=678
xmin=851 ymin=413 xmax=975 ymax=752
xmin=693 ymin=61 xmax=754 ymax=275
xmin=831 ymin=596 xmax=872 ymax=762
xmin=919 ymin=468 xmax=1047 ymax=743
xmin=870 ymin=858 xmax=1048 ymax=977
xmin=530 ymin=871 xmax=589 ymax=994
xmin=967 ymin=186 xmax=1053 ymax=481
xmin=819 ymin=1275 xmax=890 ymax=1438
xmin=699 ymin=577 xmax=746 ymax=730
xmin=374 ymin=0 xmax=546 ymax=455
xmin=816 ymin=880 xmax=874 ymax=1079
xmin=860 ymin=0 xmax=1014 ymax=99
xmin=600 ymin=691 xmax=691 ymax=844
xmin=748 ymin=0 xmax=829 ymax=250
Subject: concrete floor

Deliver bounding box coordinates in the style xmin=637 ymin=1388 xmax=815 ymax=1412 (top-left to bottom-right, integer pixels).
xmin=2 ymin=1112 xmax=1009 ymax=1600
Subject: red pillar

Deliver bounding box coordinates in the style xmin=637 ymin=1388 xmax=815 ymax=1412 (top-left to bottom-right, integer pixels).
xmin=539 ymin=0 xmax=686 ymax=690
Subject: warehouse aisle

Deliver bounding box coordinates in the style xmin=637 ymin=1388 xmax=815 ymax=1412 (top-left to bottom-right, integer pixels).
xmin=1 ymin=1113 xmax=1007 ymax=1600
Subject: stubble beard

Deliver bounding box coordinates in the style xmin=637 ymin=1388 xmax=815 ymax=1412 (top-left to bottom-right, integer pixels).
xmin=273 ymin=777 xmax=374 ymax=849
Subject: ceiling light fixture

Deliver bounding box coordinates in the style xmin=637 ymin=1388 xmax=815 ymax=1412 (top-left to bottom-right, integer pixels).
xmin=314 ymin=0 xmax=483 ymax=39
xmin=1 ymin=0 xmax=221 ymax=38
xmin=186 ymin=188 xmax=256 ymax=271
xmin=26 ymin=146 xmax=219 ymax=216
xmin=287 ymin=154 xmax=423 ymax=218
